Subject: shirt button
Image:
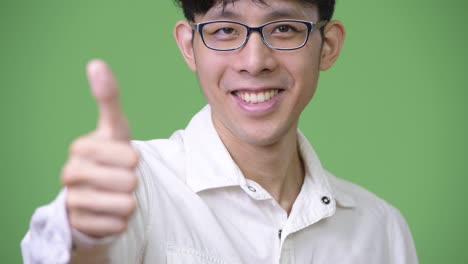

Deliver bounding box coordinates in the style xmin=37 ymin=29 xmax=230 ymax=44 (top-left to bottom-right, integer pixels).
xmin=321 ymin=196 xmax=331 ymax=205
xmin=247 ymin=185 xmax=257 ymax=192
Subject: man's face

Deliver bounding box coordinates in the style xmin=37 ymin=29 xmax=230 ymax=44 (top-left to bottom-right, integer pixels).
xmin=186 ymin=0 xmax=324 ymax=146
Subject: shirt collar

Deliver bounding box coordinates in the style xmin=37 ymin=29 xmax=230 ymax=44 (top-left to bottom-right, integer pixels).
xmin=184 ymin=105 xmax=356 ymax=209
xmin=296 ymin=131 xmax=356 ymax=209
xmin=185 ymin=105 xmax=245 ymax=192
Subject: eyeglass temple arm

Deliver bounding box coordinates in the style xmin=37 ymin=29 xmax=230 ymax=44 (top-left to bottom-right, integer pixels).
xmin=315 ymin=20 xmax=329 ymax=31
xmin=189 ymin=22 xmax=198 ymax=31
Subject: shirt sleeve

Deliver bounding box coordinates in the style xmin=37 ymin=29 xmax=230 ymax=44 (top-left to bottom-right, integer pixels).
xmin=21 ymin=143 xmax=152 ymax=264
xmin=21 ymin=189 xmax=73 ymax=264
xmin=387 ymin=205 xmax=419 ymax=264
xmin=21 ymin=188 xmax=129 ymax=264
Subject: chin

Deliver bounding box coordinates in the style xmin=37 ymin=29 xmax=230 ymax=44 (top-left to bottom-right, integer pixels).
xmin=236 ymin=125 xmax=292 ymax=147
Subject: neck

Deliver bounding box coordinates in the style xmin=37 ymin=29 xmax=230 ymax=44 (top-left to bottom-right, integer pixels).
xmin=216 ymin=124 xmax=305 ymax=215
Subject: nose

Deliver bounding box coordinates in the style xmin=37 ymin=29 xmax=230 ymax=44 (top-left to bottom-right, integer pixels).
xmin=232 ymin=31 xmax=278 ymax=76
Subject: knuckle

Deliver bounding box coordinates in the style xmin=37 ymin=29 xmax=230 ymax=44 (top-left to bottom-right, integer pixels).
xmin=122 ymin=196 xmax=136 ymax=216
xmin=70 ymin=137 xmax=86 ymax=155
xmin=125 ymin=198 xmax=136 ymax=215
xmin=71 ymin=136 xmax=96 ymax=158
xmin=74 ymin=219 xmax=95 ymax=237
xmin=66 ymin=191 xmax=80 ymax=210
xmin=112 ymin=171 xmax=136 ymax=193
xmin=111 ymin=218 xmax=128 ymax=234
xmin=68 ymin=213 xmax=79 ymax=229
xmin=125 ymin=173 xmax=138 ymax=192
xmin=69 ymin=212 xmax=85 ymax=231
xmin=129 ymin=150 xmax=140 ymax=168
xmin=124 ymin=147 xmax=139 ymax=168
xmin=61 ymin=160 xmax=82 ymax=185
xmin=60 ymin=164 xmax=72 ymax=184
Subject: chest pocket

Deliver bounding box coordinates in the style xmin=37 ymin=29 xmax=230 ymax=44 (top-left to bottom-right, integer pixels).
xmin=166 ymin=244 xmax=232 ymax=264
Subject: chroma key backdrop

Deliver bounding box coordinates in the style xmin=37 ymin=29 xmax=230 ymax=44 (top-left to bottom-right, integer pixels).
xmin=1 ymin=0 xmax=467 ymax=263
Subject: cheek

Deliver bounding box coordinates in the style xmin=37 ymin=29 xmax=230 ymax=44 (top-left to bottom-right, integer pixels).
xmin=194 ymin=47 xmax=218 ymax=83
xmin=284 ymin=49 xmax=321 ymax=97
xmin=194 ymin=50 xmax=230 ymax=101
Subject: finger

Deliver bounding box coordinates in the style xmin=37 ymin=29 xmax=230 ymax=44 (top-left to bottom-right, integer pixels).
xmin=61 ymin=157 xmax=138 ymax=193
xmin=69 ymin=136 xmax=139 ymax=168
xmin=87 ymin=59 xmax=130 ymax=141
xmin=67 ymin=188 xmax=136 ymax=217
xmin=69 ymin=209 xmax=128 ymax=238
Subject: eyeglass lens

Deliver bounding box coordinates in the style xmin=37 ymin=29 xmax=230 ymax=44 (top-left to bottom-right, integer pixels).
xmin=201 ymin=21 xmax=310 ymax=50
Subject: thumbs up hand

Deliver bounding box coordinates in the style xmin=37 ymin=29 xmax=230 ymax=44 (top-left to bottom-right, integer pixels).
xmin=88 ymin=59 xmax=130 ymax=141
xmin=61 ymin=60 xmax=139 ymax=238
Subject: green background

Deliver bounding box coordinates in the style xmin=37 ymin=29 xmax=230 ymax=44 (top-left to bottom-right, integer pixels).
xmin=1 ymin=0 xmax=467 ymax=263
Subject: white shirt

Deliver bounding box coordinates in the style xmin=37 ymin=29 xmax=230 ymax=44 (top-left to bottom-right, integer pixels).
xmin=22 ymin=105 xmax=418 ymax=263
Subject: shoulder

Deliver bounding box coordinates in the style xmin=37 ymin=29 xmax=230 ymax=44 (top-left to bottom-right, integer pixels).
xmin=321 ymin=171 xmax=418 ymax=261
xmin=325 ymin=171 xmax=419 ymax=261
xmin=132 ymin=129 xmax=186 ymax=160
xmin=130 ymin=130 xmax=189 ymax=195
xmin=127 ymin=130 xmax=189 ymax=214
xmin=325 ymin=170 xmax=406 ymax=223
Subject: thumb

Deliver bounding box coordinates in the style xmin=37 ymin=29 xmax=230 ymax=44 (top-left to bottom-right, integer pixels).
xmin=87 ymin=59 xmax=130 ymax=141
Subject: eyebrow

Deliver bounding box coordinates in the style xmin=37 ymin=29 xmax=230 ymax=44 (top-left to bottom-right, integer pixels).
xmin=266 ymin=9 xmax=308 ymax=20
xmin=210 ymin=10 xmax=241 ymax=20
xmin=206 ymin=5 xmax=308 ymax=22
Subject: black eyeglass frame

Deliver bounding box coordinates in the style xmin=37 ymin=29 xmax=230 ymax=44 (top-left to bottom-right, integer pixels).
xmin=190 ymin=19 xmax=328 ymax=51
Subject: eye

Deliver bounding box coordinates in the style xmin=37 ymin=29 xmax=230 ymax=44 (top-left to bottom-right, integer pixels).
xmin=214 ymin=27 xmax=236 ymax=35
xmin=273 ymin=24 xmax=299 ymax=34
xmin=202 ymin=22 xmax=243 ymax=42
xmin=276 ymin=25 xmax=294 ymax=33
xmin=204 ymin=25 xmax=240 ymax=37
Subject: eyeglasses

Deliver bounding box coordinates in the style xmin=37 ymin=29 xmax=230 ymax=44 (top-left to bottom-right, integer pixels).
xmin=190 ymin=19 xmax=328 ymax=51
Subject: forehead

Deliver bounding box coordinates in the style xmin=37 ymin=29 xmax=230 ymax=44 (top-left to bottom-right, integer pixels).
xmin=198 ymin=0 xmax=318 ymax=22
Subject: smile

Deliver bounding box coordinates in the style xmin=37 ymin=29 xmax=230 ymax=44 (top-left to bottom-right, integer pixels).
xmin=234 ymin=89 xmax=282 ymax=104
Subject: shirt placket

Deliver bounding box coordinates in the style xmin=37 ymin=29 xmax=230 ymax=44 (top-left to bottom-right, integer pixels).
xmin=279 ymin=236 xmax=295 ymax=264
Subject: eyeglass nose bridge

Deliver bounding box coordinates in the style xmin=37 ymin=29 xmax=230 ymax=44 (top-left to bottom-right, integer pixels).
xmin=242 ymin=24 xmax=273 ymax=50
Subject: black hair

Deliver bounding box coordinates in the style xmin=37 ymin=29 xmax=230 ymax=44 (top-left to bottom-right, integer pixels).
xmin=174 ymin=0 xmax=335 ymax=22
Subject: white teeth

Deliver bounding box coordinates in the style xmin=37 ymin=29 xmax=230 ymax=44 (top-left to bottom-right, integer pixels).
xmin=236 ymin=89 xmax=280 ymax=104
xmin=250 ymin=93 xmax=258 ymax=104
xmin=258 ymin=92 xmax=265 ymax=102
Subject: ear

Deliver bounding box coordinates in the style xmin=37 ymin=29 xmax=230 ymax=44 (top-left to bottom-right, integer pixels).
xmin=174 ymin=20 xmax=197 ymax=72
xmin=319 ymin=20 xmax=346 ymax=71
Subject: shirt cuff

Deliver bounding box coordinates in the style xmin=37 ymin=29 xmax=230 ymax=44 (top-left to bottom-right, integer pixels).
xmin=21 ymin=188 xmax=118 ymax=264
xmin=21 ymin=189 xmax=72 ymax=264
xmin=71 ymin=227 xmax=116 ymax=249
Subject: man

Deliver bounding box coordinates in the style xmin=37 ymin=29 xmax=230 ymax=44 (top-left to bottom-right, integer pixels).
xmin=22 ymin=0 xmax=418 ymax=263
